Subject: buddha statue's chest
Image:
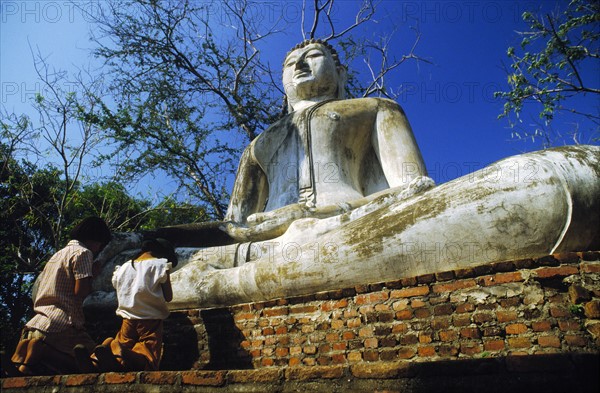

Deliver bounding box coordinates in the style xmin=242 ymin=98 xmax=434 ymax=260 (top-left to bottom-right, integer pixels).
xmin=255 ymin=102 xmax=376 ymax=167
xmin=308 ymin=104 xmax=376 ymax=151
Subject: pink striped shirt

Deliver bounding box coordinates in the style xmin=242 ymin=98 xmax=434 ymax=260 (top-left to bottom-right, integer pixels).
xmin=26 ymin=240 xmax=94 ymax=332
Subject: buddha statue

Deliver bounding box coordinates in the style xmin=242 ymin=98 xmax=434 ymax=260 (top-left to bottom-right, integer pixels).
xmin=89 ymin=40 xmax=600 ymax=311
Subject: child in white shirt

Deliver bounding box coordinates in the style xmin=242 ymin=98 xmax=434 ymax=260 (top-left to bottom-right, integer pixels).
xmin=94 ymin=238 xmax=176 ymax=371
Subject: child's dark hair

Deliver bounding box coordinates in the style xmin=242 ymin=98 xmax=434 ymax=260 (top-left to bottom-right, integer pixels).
xmin=132 ymin=238 xmax=178 ymax=268
xmin=70 ymin=217 xmax=111 ymax=245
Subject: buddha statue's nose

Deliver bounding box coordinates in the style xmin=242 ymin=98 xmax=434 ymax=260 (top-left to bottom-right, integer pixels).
xmin=295 ymin=55 xmax=309 ymax=70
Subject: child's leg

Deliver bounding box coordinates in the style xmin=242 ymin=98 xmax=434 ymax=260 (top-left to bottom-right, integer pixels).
xmin=11 ymin=338 xmax=30 ymax=364
xmin=91 ymin=337 xmax=113 ymax=363
xmin=93 ymin=338 xmax=123 ymax=372
xmin=108 ymin=320 xmax=148 ymax=371
xmin=73 ymin=344 xmax=96 ymax=373
xmin=17 ymin=338 xmax=45 ymax=375
xmin=118 ymin=343 xmax=149 ymax=371
xmin=128 ymin=319 xmax=163 ymax=371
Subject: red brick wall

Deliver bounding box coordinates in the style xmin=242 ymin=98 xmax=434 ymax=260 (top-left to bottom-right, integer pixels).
xmin=175 ymin=251 xmax=599 ymax=370
xmin=3 ymin=251 xmax=600 ymax=392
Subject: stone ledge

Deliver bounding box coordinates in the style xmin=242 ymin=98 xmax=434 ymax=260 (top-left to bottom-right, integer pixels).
xmin=227 ymin=251 xmax=600 ymax=312
xmin=2 ymin=354 xmax=598 ymax=393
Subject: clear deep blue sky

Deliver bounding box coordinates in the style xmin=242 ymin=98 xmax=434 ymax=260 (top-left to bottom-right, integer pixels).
xmin=1 ymin=0 xmax=597 ymax=190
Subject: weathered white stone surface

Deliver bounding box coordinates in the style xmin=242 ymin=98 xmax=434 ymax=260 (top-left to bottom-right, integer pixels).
xmin=166 ymin=145 xmax=599 ymax=309
xmin=84 ymin=40 xmax=600 ymax=311
xmin=224 ymin=41 xmax=428 ymax=242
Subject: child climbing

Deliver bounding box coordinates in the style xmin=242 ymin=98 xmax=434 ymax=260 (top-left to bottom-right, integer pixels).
xmin=6 ymin=217 xmax=111 ymax=376
xmin=90 ymin=238 xmax=176 ymax=372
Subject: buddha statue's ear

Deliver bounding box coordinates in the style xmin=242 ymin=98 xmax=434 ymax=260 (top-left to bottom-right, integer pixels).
xmin=282 ymin=95 xmax=290 ymax=116
xmin=336 ymin=65 xmax=348 ymax=99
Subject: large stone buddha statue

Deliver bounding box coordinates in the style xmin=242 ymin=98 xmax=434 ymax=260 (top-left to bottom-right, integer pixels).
xmin=223 ymin=40 xmax=431 ymax=242
xmin=90 ymin=40 xmax=600 ymax=311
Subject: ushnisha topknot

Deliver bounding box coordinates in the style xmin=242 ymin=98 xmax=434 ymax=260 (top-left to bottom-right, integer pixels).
xmin=283 ymin=39 xmax=344 ymax=69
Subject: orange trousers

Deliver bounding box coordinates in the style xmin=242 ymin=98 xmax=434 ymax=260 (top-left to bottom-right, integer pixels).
xmin=114 ymin=319 xmax=163 ymax=371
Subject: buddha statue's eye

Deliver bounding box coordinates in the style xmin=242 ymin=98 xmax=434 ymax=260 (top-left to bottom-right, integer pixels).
xmin=305 ymin=49 xmax=324 ymax=59
xmin=284 ymin=57 xmax=297 ymax=67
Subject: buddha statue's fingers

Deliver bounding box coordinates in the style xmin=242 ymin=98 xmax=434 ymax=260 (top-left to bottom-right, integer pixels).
xmin=247 ymin=204 xmax=310 ymax=225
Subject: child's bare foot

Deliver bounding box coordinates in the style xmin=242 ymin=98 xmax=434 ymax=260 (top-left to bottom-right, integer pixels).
xmin=94 ymin=345 xmax=123 ymax=372
xmin=73 ymin=345 xmax=96 ymax=374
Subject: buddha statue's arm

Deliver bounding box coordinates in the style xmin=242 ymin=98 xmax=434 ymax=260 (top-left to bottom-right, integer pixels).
xmin=373 ymin=99 xmax=428 ymax=186
xmin=224 ymin=144 xmax=269 ymax=224
xmin=226 ymin=175 xmax=435 ymax=243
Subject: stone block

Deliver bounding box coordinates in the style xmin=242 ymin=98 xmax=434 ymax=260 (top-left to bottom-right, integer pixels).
xmin=506 ymin=323 xmax=528 ymax=335
xmin=584 ymin=300 xmax=600 ymax=318
xmin=418 ymin=346 xmax=436 ymax=357
xmin=103 ymin=372 xmax=136 ymax=384
xmin=537 ymin=335 xmax=561 ymax=348
xmin=535 ymin=266 xmax=579 ymax=279
xmin=64 ymin=374 xmax=98 ymax=386
xmin=285 ymin=365 xmax=344 ymax=380
xmin=433 ymin=279 xmax=477 ymax=293
xmin=350 ymin=361 xmax=414 ymax=378
xmin=568 ymin=284 xmax=592 ymax=304
xmin=390 ymin=286 xmax=430 ymax=298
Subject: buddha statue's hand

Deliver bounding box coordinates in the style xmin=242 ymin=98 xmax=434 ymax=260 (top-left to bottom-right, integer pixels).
xmin=222 ymin=204 xmax=310 ymax=242
xmin=225 ymin=203 xmax=340 ymax=242
xmin=247 ymin=202 xmax=354 ymax=227
xmin=247 ymin=203 xmax=311 ymax=226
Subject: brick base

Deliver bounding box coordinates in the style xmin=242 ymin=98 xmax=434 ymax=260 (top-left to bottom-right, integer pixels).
xmin=2 ymin=354 xmax=598 ymax=392
xmin=3 ymin=251 xmax=600 ymax=392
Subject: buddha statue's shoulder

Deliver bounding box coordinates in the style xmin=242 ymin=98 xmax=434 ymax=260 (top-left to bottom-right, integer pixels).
xmin=251 ymin=112 xmax=298 ymax=160
xmin=323 ymin=97 xmax=404 ymax=114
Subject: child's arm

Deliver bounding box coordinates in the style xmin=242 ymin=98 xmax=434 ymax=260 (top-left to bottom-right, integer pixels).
xmin=74 ymin=277 xmax=93 ymax=300
xmin=161 ymin=271 xmax=173 ymax=302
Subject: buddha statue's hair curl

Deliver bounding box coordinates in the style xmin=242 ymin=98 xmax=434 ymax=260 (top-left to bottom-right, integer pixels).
xmin=283 ymin=39 xmax=344 ymax=69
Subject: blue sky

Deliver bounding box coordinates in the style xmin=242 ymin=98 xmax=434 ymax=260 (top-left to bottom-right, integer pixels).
xmin=1 ymin=0 xmax=598 ymax=191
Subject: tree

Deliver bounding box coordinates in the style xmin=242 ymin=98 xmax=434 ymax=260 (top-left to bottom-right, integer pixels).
xmin=0 ymin=53 xmax=209 ymax=352
xmin=140 ymin=197 xmax=210 ymax=230
xmin=83 ymin=0 xmax=282 ymax=219
xmin=495 ymin=0 xmax=599 ymax=145
xmin=0 ymin=144 xmax=61 ymax=353
xmin=68 ymin=182 xmax=209 ymax=231
xmin=3 ymin=47 xmax=112 ymax=248
xmin=81 ymin=0 xmax=427 ymax=219
xmin=0 ymin=147 xmax=204 ymax=352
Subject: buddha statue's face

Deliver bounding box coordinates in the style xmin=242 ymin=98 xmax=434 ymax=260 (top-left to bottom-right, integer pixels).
xmin=283 ymin=43 xmax=340 ymax=103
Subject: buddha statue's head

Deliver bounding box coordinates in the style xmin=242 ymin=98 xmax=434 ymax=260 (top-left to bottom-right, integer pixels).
xmin=282 ymin=39 xmax=347 ymax=113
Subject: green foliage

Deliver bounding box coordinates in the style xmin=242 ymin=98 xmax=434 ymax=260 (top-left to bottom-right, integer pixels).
xmin=495 ymin=0 xmax=599 ymax=144
xmin=84 ymin=0 xmax=284 ymax=219
xmin=569 ymin=304 xmax=585 ymax=317
xmin=67 ymin=182 xmax=152 ymax=232
xmin=140 ymin=197 xmax=210 ymax=230
xmin=0 ymin=142 xmax=62 ymax=352
xmin=0 ymin=139 xmax=207 ymax=352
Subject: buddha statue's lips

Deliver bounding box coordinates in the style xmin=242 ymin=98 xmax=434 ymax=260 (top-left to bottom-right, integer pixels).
xmin=294 ymin=70 xmax=311 ymax=77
